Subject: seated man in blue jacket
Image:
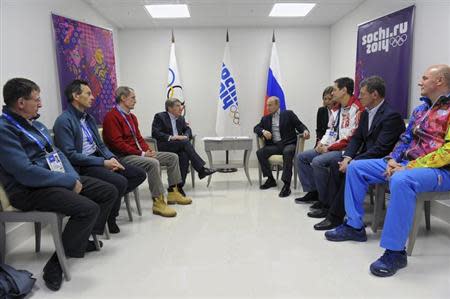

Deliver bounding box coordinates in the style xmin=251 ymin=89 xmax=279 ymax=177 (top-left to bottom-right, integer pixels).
xmin=0 ymin=78 xmax=116 ymax=291
xmin=53 ymin=80 xmax=146 ymax=233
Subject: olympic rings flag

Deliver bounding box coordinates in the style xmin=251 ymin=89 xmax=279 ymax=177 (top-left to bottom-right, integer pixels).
xmin=167 ymin=31 xmax=185 ymax=117
xmin=216 ymin=30 xmax=241 ymax=137
xmin=355 ymin=6 xmax=415 ymax=118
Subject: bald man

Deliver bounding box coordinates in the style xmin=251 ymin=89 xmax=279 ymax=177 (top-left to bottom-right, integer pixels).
xmin=254 ymin=96 xmax=310 ymax=197
xmin=325 ymin=64 xmax=450 ymax=277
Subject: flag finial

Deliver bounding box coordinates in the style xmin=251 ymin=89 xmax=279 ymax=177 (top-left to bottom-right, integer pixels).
xmin=226 ymin=28 xmax=229 ymax=42
xmin=171 ymin=29 xmax=175 ymax=43
xmin=272 ymin=29 xmax=275 ymax=42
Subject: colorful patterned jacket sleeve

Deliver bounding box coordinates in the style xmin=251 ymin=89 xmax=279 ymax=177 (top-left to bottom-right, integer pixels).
xmin=407 ymin=118 xmax=450 ymax=168
xmin=389 ymin=105 xmax=420 ymax=161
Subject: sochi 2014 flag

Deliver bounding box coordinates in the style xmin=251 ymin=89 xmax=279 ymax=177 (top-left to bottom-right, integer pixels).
xmin=167 ymin=31 xmax=186 ymax=115
xmin=216 ymin=31 xmax=241 ymax=136
xmin=264 ymin=32 xmax=286 ymax=116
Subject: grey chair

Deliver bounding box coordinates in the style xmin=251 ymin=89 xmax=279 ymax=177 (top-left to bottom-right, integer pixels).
xmin=371 ymin=183 xmax=450 ymax=255
xmin=144 ymin=136 xmax=196 ymax=188
xmin=123 ymin=188 xmax=142 ymax=222
xmin=255 ymin=134 xmax=305 ymax=189
xmin=0 ymin=184 xmax=72 ymax=281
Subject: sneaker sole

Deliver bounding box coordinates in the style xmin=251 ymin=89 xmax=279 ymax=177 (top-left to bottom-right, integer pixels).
xmin=325 ymin=235 xmax=367 ymax=242
xmin=370 ymin=263 xmax=407 ymax=277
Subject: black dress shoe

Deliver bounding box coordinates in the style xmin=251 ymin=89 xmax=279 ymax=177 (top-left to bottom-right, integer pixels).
xmin=310 ymin=201 xmax=324 ymax=210
xmin=198 ymin=167 xmax=216 ymax=179
xmin=314 ymin=218 xmax=342 ymax=231
xmin=294 ymin=191 xmax=318 ymax=204
xmin=260 ymin=178 xmax=277 ymax=190
xmin=43 ymin=254 xmax=63 ymax=291
xmin=279 ymin=184 xmax=291 ymax=198
xmin=86 ymin=240 xmax=104 ymax=252
xmin=307 ymin=208 xmax=328 ymax=218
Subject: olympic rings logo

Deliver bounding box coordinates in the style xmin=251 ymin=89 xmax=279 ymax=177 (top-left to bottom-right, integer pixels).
xmin=390 ymin=34 xmax=407 ymax=47
xmin=229 ymin=104 xmax=240 ymax=125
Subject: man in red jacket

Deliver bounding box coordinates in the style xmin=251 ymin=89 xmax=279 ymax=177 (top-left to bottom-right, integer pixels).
xmin=103 ymin=86 xmax=192 ymax=218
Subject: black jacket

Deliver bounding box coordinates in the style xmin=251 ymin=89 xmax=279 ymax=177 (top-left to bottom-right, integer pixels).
xmin=316 ymin=106 xmax=329 ymax=143
xmin=344 ymin=101 xmax=405 ymax=160
xmin=254 ymin=110 xmax=308 ymax=146
xmin=152 ymin=111 xmax=192 ymax=142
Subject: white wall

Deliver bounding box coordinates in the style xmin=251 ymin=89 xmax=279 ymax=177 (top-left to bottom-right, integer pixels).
xmin=330 ymin=0 xmax=450 ymax=114
xmin=0 ymin=0 xmax=119 ymax=252
xmin=118 ymin=27 xmax=330 ymax=163
xmin=0 ymin=0 xmax=120 ymax=127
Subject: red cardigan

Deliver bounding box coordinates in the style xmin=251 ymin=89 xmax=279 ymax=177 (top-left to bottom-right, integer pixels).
xmin=102 ymin=107 xmax=149 ymax=156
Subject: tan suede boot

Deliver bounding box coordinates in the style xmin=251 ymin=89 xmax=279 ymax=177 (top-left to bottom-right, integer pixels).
xmin=167 ymin=187 xmax=192 ymax=205
xmin=152 ymin=195 xmax=177 ymax=217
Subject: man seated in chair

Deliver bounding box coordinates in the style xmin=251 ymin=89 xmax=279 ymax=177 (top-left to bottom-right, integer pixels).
xmin=254 ymin=96 xmax=310 ymax=197
xmin=313 ymin=76 xmax=405 ymax=231
xmin=0 ymin=78 xmax=116 ymax=291
xmin=152 ymin=97 xmax=216 ymax=186
xmin=53 ymin=80 xmax=146 ymax=234
xmin=103 ymin=86 xmax=191 ymax=218
xmin=295 ymin=78 xmax=364 ymax=217
xmin=325 ymin=64 xmax=450 ymax=277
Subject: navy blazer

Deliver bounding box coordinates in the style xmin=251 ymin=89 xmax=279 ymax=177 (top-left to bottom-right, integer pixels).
xmin=253 ymin=110 xmax=308 ymax=146
xmin=53 ymin=104 xmax=115 ymax=168
xmin=152 ymin=111 xmax=193 ymax=143
xmin=344 ymin=101 xmax=405 ymax=160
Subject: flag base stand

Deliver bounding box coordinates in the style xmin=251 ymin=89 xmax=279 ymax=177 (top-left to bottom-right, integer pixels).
xmin=216 ymin=150 xmax=237 ymax=173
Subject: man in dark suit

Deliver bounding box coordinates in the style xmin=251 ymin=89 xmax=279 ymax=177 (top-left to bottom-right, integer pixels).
xmin=313 ymin=76 xmax=405 ymax=230
xmin=254 ymin=96 xmax=310 ymax=197
xmin=152 ymin=98 xmax=215 ymax=186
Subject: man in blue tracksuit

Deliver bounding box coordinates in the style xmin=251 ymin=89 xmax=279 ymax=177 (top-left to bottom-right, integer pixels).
xmin=0 ymin=78 xmax=116 ymax=291
xmin=325 ymin=64 xmax=450 ymax=277
xmin=53 ymin=79 xmax=146 ymax=234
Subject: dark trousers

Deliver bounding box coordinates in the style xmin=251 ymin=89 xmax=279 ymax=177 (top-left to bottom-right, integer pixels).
xmin=79 ymin=163 xmax=146 ymax=220
xmin=158 ymin=139 xmax=205 ymax=184
xmin=256 ymin=143 xmax=296 ymax=185
xmin=327 ymin=173 xmax=346 ymax=223
xmin=9 ymin=176 xmax=116 ymax=258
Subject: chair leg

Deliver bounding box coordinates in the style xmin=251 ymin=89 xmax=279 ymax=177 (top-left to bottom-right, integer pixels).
xmin=276 ymin=166 xmax=280 ymax=181
xmin=34 ymin=222 xmax=41 ymax=253
xmin=293 ymin=165 xmax=298 ymax=190
xmin=92 ymin=234 xmax=101 ymax=251
xmin=424 ymin=200 xmax=431 ymax=230
xmin=371 ymin=184 xmax=386 ymax=233
xmin=50 ymin=216 xmax=71 ymax=281
xmin=190 ymin=165 xmax=195 ymax=188
xmin=104 ymin=225 xmax=110 ymax=240
xmin=407 ymin=197 xmax=425 ymax=256
xmin=258 ymin=165 xmax=262 ymax=186
xmin=124 ymin=194 xmax=133 ymax=222
xmin=133 ymin=188 xmax=142 ymax=217
xmin=0 ymin=222 xmax=5 ymax=264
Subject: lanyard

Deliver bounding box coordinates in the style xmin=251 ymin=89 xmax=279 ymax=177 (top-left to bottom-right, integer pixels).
xmin=3 ymin=113 xmax=53 ymax=153
xmin=116 ymin=107 xmax=143 ymax=151
xmin=80 ymin=119 xmax=94 ymax=144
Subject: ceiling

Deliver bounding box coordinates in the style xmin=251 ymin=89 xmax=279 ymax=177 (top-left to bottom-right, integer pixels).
xmin=83 ymin=0 xmax=366 ymax=29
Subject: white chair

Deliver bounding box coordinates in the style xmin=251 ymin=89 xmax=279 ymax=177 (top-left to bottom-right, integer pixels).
xmin=255 ymin=134 xmax=305 ymax=189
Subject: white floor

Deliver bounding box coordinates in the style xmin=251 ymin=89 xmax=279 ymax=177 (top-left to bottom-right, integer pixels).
xmin=8 ymin=168 xmax=450 ymax=299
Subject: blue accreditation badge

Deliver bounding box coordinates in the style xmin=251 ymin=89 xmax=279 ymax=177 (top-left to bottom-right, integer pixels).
xmin=46 ymin=151 xmax=65 ymax=173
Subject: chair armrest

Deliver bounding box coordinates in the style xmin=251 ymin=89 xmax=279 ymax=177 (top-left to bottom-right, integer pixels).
xmin=144 ymin=136 xmax=158 ymax=152
xmin=295 ymin=134 xmax=305 ymax=155
xmin=255 ymin=133 xmax=265 ymax=150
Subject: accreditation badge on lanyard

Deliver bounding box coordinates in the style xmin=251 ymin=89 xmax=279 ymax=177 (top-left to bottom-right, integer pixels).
xmin=3 ymin=113 xmax=65 ymax=173
xmin=320 ymin=129 xmax=337 ymax=146
xmin=46 ymin=151 xmax=65 ymax=173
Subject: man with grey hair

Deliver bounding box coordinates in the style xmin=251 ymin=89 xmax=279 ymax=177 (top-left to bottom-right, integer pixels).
xmin=152 ymin=97 xmax=215 ymax=186
xmin=254 ymin=96 xmax=310 ymax=197
xmin=103 ymin=87 xmax=192 ymax=218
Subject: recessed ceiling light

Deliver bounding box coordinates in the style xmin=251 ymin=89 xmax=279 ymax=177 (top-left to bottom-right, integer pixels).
xmin=144 ymin=4 xmax=190 ymax=19
xmin=269 ymin=3 xmax=316 ymax=17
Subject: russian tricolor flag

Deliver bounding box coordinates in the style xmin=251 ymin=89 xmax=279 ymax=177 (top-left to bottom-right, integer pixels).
xmin=264 ymin=32 xmax=286 ymax=116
